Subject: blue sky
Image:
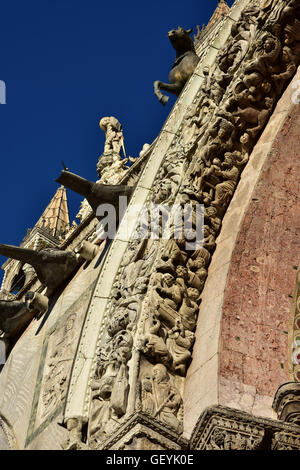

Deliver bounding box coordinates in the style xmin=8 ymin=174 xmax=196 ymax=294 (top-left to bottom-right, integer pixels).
xmin=0 ymin=0 xmax=234 ymax=285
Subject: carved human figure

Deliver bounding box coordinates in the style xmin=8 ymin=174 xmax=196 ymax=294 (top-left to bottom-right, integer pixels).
xmin=197 ymin=117 xmax=235 ymax=166
xmin=99 ymin=157 xmax=128 ymax=185
xmin=211 ymin=153 xmax=240 ymax=211
xmin=187 ymin=256 xmax=208 ymax=290
xmin=182 ymin=67 xmax=217 ymax=146
xmin=62 ymin=417 xmax=87 ymax=450
xmin=179 ymin=287 xmax=200 ymax=331
xmin=155 ymin=273 xmax=183 ymax=312
xmin=99 ymin=116 xmax=124 ymax=156
xmin=175 ymin=265 xmax=190 ymax=294
xmin=240 ymin=132 xmax=252 ymax=159
xmin=156 ymin=240 xmax=187 ymax=275
xmin=141 ymin=314 xmax=170 ymax=366
xmin=233 ymin=95 xmax=274 ymax=138
xmin=149 ymin=364 xmax=183 ymax=433
xmin=152 ymin=180 xmax=172 ymax=204
xmin=141 ymin=376 xmax=156 ymax=415
xmin=203 ymin=225 xmax=216 ymax=253
xmin=88 ymin=373 xmax=115 ymax=442
xmin=244 ymin=32 xmax=282 ymax=81
xmin=166 ymin=319 xmax=195 ymax=375
xmin=222 ymin=4 xmax=259 ymax=75
xmin=118 ymin=239 xmax=147 ymax=293
xmin=272 ymin=46 xmax=298 ymax=93
xmin=205 ymin=206 xmax=221 ymax=234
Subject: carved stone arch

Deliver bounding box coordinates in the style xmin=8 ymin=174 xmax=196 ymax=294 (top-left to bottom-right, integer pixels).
xmin=0 ymin=414 xmax=18 ymax=450
xmin=185 ymin=68 xmax=300 ymax=438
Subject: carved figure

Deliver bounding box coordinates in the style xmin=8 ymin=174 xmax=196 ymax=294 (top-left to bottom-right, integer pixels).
xmin=195 ymin=117 xmax=235 ymax=167
xmin=243 ymin=33 xmax=282 ymax=82
xmin=99 ymin=116 xmax=124 ymax=156
xmin=0 ymin=244 xmax=77 ymax=291
xmin=154 ymin=27 xmax=199 ymax=105
xmin=205 ymin=206 xmax=221 ymax=234
xmin=62 ymin=418 xmax=87 ymax=450
xmin=0 ymin=300 xmax=30 ymax=337
xmin=166 ymin=319 xmax=195 ymax=375
xmin=56 ymin=170 xmax=133 ymax=217
xmin=187 ymin=256 xmax=208 ymax=290
xmin=155 ymin=273 xmax=183 ymax=321
xmin=179 ymin=287 xmax=199 ymax=331
xmin=141 ymin=376 xmax=156 ymax=415
xmin=272 ymin=46 xmax=298 ymax=93
xmin=211 ymin=153 xmax=240 ymax=211
xmin=156 ymin=240 xmax=187 ymax=275
xmin=233 ymin=96 xmax=274 ymax=138
xmin=89 ymin=373 xmax=115 ymax=442
xmin=142 ymin=364 xmax=183 ymax=433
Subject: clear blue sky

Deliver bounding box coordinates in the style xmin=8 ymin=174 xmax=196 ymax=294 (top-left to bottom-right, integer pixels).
xmin=0 ymin=0 xmax=234 ymax=285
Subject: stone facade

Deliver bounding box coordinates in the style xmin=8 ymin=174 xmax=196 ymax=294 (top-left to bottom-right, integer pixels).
xmin=0 ymin=0 xmax=300 ymax=450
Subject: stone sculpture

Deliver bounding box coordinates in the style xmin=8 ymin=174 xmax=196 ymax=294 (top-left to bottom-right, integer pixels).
xmin=99 ymin=116 xmax=125 ymax=157
xmin=62 ymin=0 xmax=300 ymax=450
xmin=97 ymin=116 xmax=131 ymax=184
xmin=0 ymin=244 xmax=77 ymax=291
xmin=141 ymin=364 xmax=183 ymax=433
xmin=154 ymin=26 xmax=199 ymax=105
xmin=56 ymin=170 xmax=133 ymax=218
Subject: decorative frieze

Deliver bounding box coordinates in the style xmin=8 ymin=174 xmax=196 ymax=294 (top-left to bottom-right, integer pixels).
xmin=62 ymin=0 xmax=300 ymax=450
xmin=190 ymin=405 xmax=300 ymax=450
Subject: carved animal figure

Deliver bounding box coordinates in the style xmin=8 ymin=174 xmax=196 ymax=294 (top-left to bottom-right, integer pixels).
xmin=154 ymin=26 xmax=199 ymax=105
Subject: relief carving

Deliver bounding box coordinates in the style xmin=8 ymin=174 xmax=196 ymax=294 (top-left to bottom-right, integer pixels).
xmin=82 ymin=0 xmax=300 ymax=447
xmin=42 ymin=313 xmax=77 ymax=420
xmin=140 ymin=364 xmax=183 ymax=434
xmin=88 ymin=330 xmax=133 ymax=446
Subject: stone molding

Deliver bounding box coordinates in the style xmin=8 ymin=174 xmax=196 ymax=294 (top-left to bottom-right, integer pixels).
xmin=273 ymin=382 xmax=300 ymax=425
xmin=0 ymin=414 xmax=18 ymax=450
xmin=95 ymin=412 xmax=188 ymax=451
xmin=190 ymin=405 xmax=300 ymax=450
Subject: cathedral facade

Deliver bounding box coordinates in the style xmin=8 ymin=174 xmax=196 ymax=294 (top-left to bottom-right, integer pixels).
xmin=0 ymin=0 xmax=300 ymax=450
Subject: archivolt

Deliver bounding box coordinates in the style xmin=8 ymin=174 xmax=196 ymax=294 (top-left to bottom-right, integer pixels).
xmin=0 ymin=414 xmax=18 ymax=450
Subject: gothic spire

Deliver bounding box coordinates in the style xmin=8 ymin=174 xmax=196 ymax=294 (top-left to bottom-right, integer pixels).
xmin=34 ymin=186 xmax=70 ymax=239
xmin=205 ymin=0 xmax=230 ymax=32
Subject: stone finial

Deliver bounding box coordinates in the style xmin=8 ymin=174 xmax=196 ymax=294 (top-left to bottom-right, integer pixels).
xmin=273 ymin=382 xmax=300 ymax=426
xmin=34 ymin=186 xmax=70 ymax=239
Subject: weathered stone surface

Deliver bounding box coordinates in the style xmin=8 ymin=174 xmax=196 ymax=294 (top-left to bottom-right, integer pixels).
xmin=0 ymin=248 xmax=102 ymax=449
xmin=1 ymin=0 xmax=300 ymax=451
xmin=219 ymin=99 xmax=300 ymax=402
xmin=190 ymin=405 xmax=300 ymax=450
xmin=184 ymin=66 xmax=300 ymax=436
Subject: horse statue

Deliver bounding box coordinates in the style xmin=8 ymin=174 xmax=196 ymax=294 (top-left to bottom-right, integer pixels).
xmin=154 ymin=26 xmax=199 ymax=105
